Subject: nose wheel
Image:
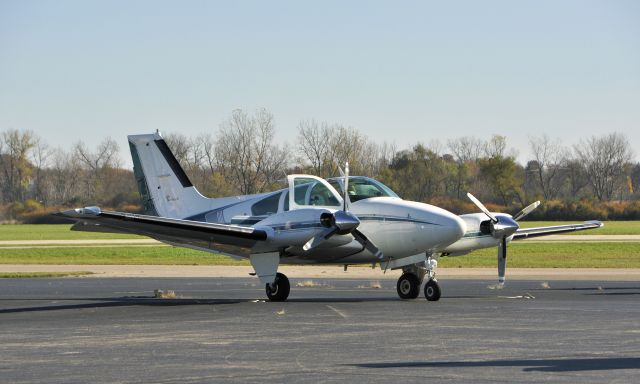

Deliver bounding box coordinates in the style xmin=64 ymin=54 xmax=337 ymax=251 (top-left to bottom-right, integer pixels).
xmin=397 ymin=273 xmax=421 ymax=299
xmin=265 ymin=272 xmax=290 ymax=302
xmin=424 ymin=279 xmax=441 ymax=301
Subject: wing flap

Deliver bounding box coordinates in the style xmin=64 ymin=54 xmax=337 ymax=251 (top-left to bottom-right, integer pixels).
xmin=513 ymin=221 xmax=603 ymax=240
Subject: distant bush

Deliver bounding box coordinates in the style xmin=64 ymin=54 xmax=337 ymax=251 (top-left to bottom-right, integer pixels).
xmin=521 ymin=199 xmax=640 ymax=221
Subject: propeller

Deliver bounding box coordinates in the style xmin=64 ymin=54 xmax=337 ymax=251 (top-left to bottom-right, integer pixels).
xmin=303 ymin=163 xmax=384 ymax=259
xmin=467 ymin=193 xmax=540 ymax=285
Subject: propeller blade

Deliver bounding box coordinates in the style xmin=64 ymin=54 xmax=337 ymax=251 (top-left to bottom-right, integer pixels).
xmin=498 ymin=236 xmax=507 ymax=285
xmin=513 ymin=201 xmax=541 ymax=221
xmin=334 ymin=160 xmax=345 ymax=177
xmin=467 ymin=192 xmax=497 ymax=223
xmin=343 ymin=162 xmax=350 ymax=211
xmin=303 ymin=227 xmax=338 ymax=251
xmin=352 ymin=229 xmax=384 ymax=260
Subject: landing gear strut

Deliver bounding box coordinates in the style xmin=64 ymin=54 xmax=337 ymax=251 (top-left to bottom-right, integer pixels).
xmin=424 ymin=256 xmax=440 ymax=301
xmin=395 ymin=255 xmax=443 ymax=301
xmin=265 ymin=272 xmax=290 ymax=302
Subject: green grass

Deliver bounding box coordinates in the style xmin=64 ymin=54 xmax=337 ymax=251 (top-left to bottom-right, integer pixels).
xmin=519 ymin=221 xmax=640 ymax=235
xmin=0 ymin=242 xmax=639 ymax=268
xmin=0 ymin=271 xmax=93 ymax=278
xmin=0 ymin=224 xmax=143 ymax=241
xmin=439 ymin=242 xmax=640 ymax=268
xmin=0 ymin=246 xmax=250 ymax=265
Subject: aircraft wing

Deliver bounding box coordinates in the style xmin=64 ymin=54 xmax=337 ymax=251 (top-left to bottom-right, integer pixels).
xmin=512 ymin=221 xmax=603 ymax=240
xmin=59 ymin=207 xmax=268 ymax=257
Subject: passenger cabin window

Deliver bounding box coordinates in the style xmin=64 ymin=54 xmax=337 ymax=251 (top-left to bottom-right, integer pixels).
xmin=293 ymin=178 xmax=340 ymax=207
xmin=329 ymin=177 xmax=399 ymax=202
xmin=251 ymin=193 xmax=280 ymax=216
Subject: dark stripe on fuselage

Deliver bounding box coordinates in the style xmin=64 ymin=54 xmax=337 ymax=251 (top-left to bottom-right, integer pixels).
xmin=357 ymin=216 xmax=440 ymax=226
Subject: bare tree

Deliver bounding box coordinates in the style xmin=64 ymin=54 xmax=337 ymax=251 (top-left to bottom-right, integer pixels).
xmin=298 ymin=121 xmax=383 ymax=177
xmin=47 ymin=148 xmax=82 ymax=205
xmin=528 ymin=135 xmax=566 ymax=200
xmin=297 ymin=120 xmax=333 ymax=177
xmin=574 ymin=133 xmax=634 ymax=201
xmin=30 ymin=136 xmax=50 ymax=204
xmin=215 ymin=108 xmax=288 ymax=195
xmin=74 ymin=137 xmax=121 ymax=202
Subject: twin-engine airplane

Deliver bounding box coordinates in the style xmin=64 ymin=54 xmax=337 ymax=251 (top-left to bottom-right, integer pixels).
xmin=60 ymin=132 xmax=602 ymax=302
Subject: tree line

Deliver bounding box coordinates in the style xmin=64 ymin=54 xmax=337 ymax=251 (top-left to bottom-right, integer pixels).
xmin=1 ymin=108 xmax=638 ymax=222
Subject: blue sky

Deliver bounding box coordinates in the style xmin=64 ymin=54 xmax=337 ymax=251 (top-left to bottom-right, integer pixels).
xmin=1 ymin=0 xmax=639 ymax=166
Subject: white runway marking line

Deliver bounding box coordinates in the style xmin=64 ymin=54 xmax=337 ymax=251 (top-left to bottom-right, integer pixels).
xmin=326 ymin=305 xmax=349 ymax=318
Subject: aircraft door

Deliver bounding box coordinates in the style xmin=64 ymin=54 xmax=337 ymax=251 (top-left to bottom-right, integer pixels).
xmin=286 ymin=175 xmax=343 ymax=211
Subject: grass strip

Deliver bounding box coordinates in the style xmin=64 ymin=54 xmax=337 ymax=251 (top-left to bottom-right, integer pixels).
xmin=0 ymin=246 xmax=250 ymax=265
xmin=0 ymin=271 xmax=93 ymax=278
xmin=439 ymin=242 xmax=640 ymax=268
xmin=0 ymin=224 xmax=143 ymax=241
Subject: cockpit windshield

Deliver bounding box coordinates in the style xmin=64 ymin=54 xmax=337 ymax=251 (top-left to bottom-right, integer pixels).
xmin=328 ymin=176 xmax=399 ymax=203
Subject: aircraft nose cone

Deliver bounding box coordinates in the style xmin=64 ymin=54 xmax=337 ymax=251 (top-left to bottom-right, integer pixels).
xmin=440 ymin=212 xmax=466 ymax=245
xmin=404 ymin=201 xmax=466 ymax=249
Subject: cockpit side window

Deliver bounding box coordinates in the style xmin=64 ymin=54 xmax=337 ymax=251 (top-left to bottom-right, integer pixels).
xmin=251 ymin=193 xmax=280 ymax=216
xmin=293 ymin=178 xmax=340 ymax=207
xmin=309 ymin=182 xmax=340 ymax=206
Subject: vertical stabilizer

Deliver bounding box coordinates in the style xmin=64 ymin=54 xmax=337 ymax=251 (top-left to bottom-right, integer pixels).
xmin=128 ymin=132 xmax=212 ymax=219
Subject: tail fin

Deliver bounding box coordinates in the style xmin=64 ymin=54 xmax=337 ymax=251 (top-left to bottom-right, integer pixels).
xmin=128 ymin=132 xmax=212 ymax=219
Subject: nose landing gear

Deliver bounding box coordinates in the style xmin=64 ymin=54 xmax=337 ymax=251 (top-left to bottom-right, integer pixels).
xmin=397 ymin=273 xmax=421 ymax=299
xmin=395 ymin=255 xmax=441 ymax=301
xmin=424 ymin=279 xmax=441 ymax=301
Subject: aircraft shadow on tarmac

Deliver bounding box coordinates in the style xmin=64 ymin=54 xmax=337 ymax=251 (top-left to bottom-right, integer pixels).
xmin=0 ymin=297 xmax=243 ymax=314
xmin=532 ymin=286 xmax=640 ymax=296
xmin=0 ymin=296 xmax=409 ymax=314
xmin=348 ymin=357 xmax=640 ymax=372
xmin=0 ymin=294 xmax=495 ymax=314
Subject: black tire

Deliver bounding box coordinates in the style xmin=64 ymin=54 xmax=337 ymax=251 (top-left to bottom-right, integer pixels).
xmin=424 ymin=279 xmax=441 ymax=301
xmin=397 ymin=273 xmax=421 ymax=299
xmin=265 ymin=272 xmax=290 ymax=302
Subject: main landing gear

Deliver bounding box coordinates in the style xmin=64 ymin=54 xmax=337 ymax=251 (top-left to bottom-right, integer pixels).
xmin=266 ymin=272 xmax=290 ymax=302
xmin=395 ymin=257 xmax=441 ymax=301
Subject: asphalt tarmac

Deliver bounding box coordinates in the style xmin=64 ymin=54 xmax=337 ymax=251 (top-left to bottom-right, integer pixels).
xmin=0 ymin=277 xmax=639 ymax=383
